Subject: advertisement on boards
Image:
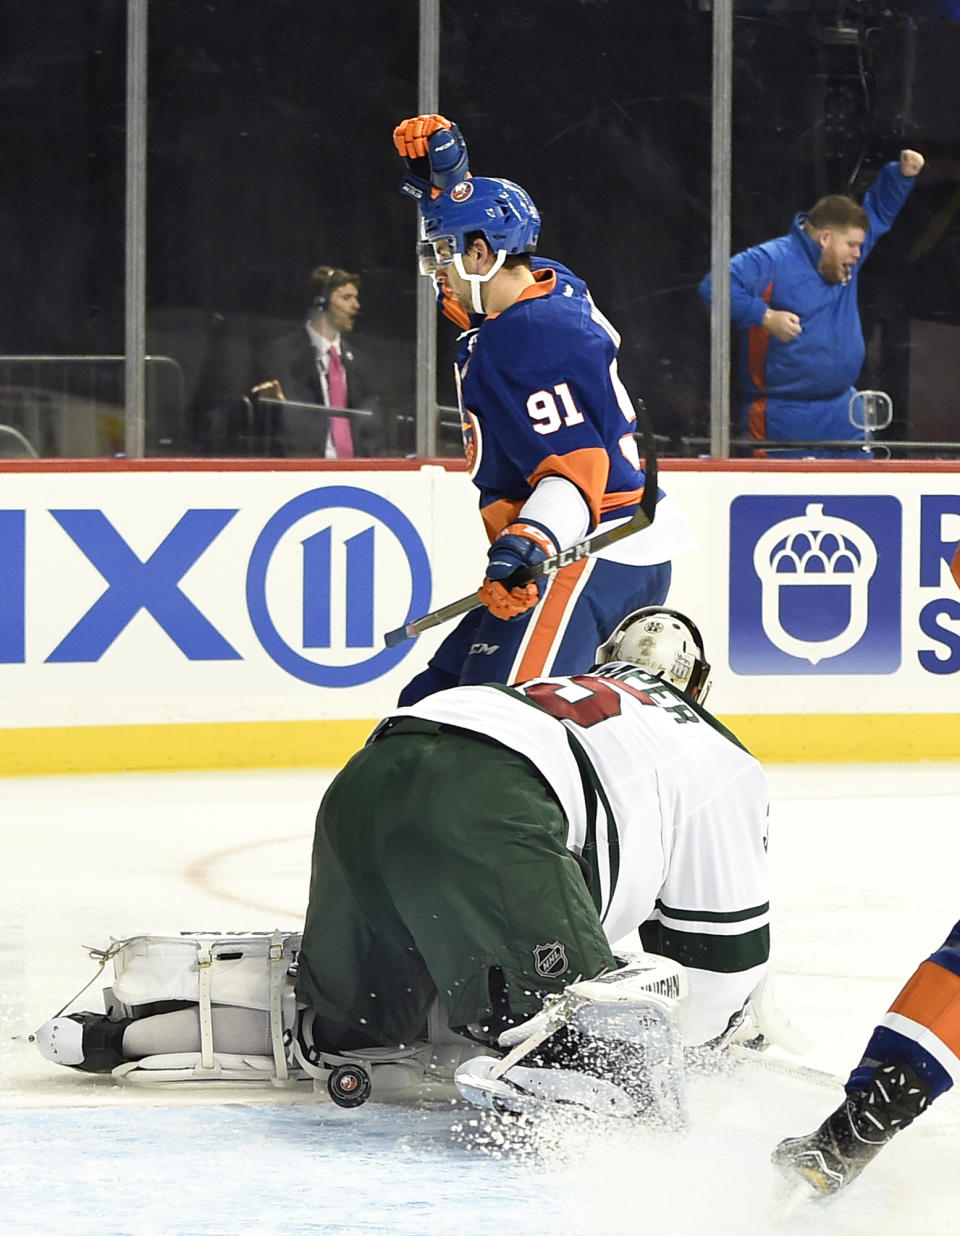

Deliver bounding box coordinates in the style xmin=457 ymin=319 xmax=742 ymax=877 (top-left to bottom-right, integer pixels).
xmin=2 ymin=461 xmax=958 ymax=769
xmin=0 ymin=467 xmax=485 ymax=733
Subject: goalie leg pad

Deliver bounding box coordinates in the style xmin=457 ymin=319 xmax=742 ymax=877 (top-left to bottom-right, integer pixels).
xmin=29 ymin=932 xmax=305 ymax=1086
xmin=109 ymin=931 xmax=302 ymax=1085
xmin=29 ymin=936 xmax=494 ymax=1101
xmin=121 ymin=1006 xmax=273 ymax=1058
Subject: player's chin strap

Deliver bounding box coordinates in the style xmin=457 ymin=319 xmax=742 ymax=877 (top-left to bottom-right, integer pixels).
xmin=453 ymin=249 xmax=507 ymax=314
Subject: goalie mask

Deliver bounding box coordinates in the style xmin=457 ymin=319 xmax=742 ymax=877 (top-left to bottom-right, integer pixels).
xmin=417 ymin=176 xmax=541 ymax=314
xmin=595 ymin=607 xmax=712 ymax=704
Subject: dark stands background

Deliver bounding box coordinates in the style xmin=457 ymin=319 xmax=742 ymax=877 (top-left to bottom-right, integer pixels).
xmin=2 ymin=1 xmax=958 ymax=454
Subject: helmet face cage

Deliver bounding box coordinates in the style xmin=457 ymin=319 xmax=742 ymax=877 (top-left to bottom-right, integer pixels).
xmin=596 ymin=607 xmax=712 ymax=704
xmin=417 ymin=239 xmax=442 ymax=277
xmin=417 ymin=234 xmax=462 ymax=277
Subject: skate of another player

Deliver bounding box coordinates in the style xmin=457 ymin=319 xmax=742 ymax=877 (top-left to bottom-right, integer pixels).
xmin=3 ymin=763 xmax=960 ymax=1235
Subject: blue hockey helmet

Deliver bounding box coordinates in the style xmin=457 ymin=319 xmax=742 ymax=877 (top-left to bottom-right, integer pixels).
xmin=419 ymin=176 xmax=540 ymax=258
xmin=417 ymin=177 xmax=540 ymax=313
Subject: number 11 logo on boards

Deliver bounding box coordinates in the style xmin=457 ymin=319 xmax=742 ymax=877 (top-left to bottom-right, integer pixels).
xmin=246 ymin=487 xmax=432 ymax=687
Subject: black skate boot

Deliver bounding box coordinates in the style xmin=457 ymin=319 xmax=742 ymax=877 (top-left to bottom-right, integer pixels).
xmin=32 ymin=1011 xmax=133 ymax=1073
xmin=772 ymin=1061 xmax=931 ymax=1195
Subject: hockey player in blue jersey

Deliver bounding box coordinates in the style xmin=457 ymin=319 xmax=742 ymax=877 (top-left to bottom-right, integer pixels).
xmin=773 ymin=918 xmax=960 ymax=1196
xmin=392 ymin=115 xmax=692 ymax=704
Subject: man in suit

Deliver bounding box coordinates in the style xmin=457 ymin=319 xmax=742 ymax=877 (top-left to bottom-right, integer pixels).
xmin=254 ymin=265 xmax=383 ymax=458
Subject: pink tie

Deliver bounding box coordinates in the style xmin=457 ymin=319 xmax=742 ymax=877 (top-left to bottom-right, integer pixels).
xmin=327 ymin=345 xmax=354 ymax=459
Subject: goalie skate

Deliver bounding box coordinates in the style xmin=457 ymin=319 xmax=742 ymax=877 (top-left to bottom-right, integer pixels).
xmin=455 ymin=953 xmax=687 ymax=1130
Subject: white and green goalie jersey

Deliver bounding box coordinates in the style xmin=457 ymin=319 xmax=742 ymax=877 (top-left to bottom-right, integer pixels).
xmin=384 ymin=663 xmax=771 ymax=1045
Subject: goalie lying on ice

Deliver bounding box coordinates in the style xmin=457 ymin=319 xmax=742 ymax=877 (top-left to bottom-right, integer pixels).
xmin=27 ymin=609 xmax=772 ymax=1121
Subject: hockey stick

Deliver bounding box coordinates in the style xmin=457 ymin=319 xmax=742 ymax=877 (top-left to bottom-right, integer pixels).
xmin=383 ymin=405 xmax=658 ymax=648
xmin=728 ymin=1044 xmax=844 ymax=1091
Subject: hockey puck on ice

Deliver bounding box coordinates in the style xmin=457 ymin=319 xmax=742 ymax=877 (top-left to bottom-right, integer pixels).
xmin=327 ymin=1063 xmax=372 ymax=1108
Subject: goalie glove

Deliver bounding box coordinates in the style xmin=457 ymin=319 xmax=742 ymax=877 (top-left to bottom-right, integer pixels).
xmin=477 ymin=522 xmax=557 ymax=621
xmin=393 ymin=113 xmax=470 ymax=200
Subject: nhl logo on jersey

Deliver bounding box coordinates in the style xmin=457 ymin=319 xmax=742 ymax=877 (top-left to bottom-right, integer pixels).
xmin=533 ymin=941 xmax=569 ymax=978
xmin=450 ymin=180 xmax=474 ymax=203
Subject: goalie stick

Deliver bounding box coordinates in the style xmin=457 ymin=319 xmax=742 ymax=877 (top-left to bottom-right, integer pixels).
xmin=383 ymin=405 xmax=658 ymax=648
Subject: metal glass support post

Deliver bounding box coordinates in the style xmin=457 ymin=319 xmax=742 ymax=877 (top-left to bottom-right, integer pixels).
xmin=124 ymin=0 xmax=148 ymax=458
xmin=415 ymin=0 xmax=440 ymax=459
xmin=709 ymin=0 xmax=733 ymax=459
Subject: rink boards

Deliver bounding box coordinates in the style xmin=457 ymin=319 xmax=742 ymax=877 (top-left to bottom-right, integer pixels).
xmin=1 ymin=457 xmax=958 ymax=772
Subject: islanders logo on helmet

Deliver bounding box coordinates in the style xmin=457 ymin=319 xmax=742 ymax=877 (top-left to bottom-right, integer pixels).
xmin=422 ymin=176 xmax=541 ymax=257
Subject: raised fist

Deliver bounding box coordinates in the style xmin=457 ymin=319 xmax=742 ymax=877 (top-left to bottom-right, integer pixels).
xmin=899 ymin=149 xmax=924 ymax=178
xmin=393 ymin=114 xmax=470 ymax=192
xmin=393 ymin=114 xmax=453 ymax=160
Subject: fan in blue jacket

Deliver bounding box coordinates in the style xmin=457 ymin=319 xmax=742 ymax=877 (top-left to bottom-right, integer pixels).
xmin=699 ymin=150 xmax=924 ymax=455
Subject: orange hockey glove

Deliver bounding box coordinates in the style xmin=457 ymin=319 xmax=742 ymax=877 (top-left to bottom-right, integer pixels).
xmin=477 ymin=578 xmax=542 ymax=621
xmin=477 ymin=522 xmax=557 ymax=621
xmin=393 ymin=114 xmax=454 ymax=160
xmin=393 ymin=114 xmax=470 ymax=194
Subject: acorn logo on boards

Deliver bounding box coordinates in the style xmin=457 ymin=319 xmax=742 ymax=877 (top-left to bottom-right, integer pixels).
xmin=753 ymin=502 xmax=878 ymax=664
xmin=729 ymin=495 xmax=902 ymax=675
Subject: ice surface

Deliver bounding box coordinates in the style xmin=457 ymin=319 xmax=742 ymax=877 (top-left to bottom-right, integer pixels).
xmin=2 ymin=763 xmax=959 ymax=1235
